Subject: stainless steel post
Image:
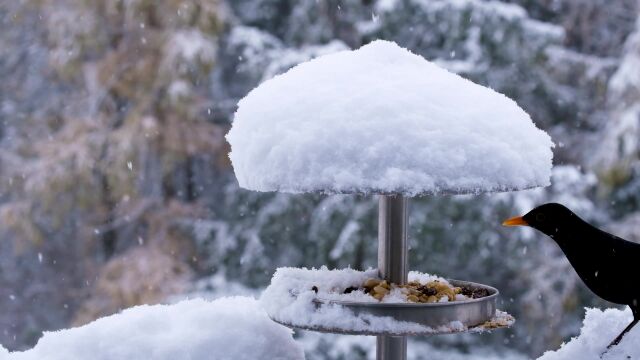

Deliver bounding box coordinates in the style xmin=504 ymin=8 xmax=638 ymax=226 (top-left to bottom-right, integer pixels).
xmin=377 ymin=194 xmax=408 ymax=360
xmin=377 ymin=336 xmax=407 ymax=359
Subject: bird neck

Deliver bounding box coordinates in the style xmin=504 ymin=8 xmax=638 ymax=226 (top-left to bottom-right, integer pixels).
xmin=549 ymin=215 xmax=597 ymax=253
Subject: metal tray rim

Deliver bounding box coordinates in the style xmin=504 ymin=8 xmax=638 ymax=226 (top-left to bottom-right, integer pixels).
xmin=272 ymin=279 xmax=512 ymax=336
xmin=314 ymin=279 xmax=498 ymax=308
xmin=271 ymin=317 xmax=511 ymax=336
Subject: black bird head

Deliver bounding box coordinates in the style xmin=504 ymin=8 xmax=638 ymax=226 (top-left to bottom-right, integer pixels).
xmin=502 ymin=203 xmax=574 ymax=236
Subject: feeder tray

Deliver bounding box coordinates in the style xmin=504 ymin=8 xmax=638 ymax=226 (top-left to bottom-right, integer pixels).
xmin=312 ymin=280 xmax=499 ymax=335
xmin=268 ymin=276 xmax=512 ymax=336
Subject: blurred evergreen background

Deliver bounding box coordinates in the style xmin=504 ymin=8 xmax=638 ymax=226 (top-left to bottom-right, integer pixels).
xmin=1 ymin=0 xmax=640 ymax=358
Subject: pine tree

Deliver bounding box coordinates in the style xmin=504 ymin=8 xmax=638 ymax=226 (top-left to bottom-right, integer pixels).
xmin=0 ymin=0 xmax=227 ymax=347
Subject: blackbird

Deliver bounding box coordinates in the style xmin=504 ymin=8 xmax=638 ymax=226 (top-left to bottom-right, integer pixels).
xmin=503 ymin=203 xmax=640 ymax=349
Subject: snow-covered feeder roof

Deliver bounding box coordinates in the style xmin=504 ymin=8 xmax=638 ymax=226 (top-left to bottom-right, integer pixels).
xmin=227 ymin=40 xmax=553 ymax=196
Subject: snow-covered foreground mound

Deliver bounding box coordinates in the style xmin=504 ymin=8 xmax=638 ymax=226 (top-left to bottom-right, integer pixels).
xmin=537 ymin=307 xmax=640 ymax=360
xmin=227 ymin=40 xmax=553 ymax=196
xmin=0 ymin=297 xmax=304 ymax=360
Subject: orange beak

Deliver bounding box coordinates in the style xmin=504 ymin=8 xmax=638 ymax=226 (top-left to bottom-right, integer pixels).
xmin=502 ymin=216 xmax=528 ymax=227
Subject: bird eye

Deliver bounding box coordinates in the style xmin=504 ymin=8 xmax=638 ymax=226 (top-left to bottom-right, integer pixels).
xmin=536 ymin=213 xmax=546 ymax=222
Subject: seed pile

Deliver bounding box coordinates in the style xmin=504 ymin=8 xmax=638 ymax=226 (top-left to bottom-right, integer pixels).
xmin=343 ymin=278 xmax=490 ymax=303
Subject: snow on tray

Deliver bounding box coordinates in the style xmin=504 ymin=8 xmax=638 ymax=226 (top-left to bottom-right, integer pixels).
xmin=260 ymin=267 xmax=513 ymax=335
xmin=227 ymin=40 xmax=553 ymax=196
xmin=537 ymin=307 xmax=640 ymax=360
xmin=1 ymin=297 xmax=303 ymax=360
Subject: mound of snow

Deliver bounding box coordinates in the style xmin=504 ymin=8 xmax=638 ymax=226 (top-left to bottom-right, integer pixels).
xmin=0 ymin=297 xmax=304 ymax=360
xmin=227 ymin=40 xmax=553 ymax=196
xmin=538 ymin=307 xmax=640 ymax=360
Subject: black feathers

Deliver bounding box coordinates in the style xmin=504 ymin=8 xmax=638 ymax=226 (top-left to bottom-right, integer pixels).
xmin=505 ymin=203 xmax=640 ymax=349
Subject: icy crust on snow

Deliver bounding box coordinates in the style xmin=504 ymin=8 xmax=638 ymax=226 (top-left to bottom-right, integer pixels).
xmin=260 ymin=267 xmax=513 ymax=335
xmin=0 ymin=297 xmax=303 ymax=360
xmin=537 ymin=307 xmax=640 ymax=360
xmin=227 ymin=40 xmax=553 ymax=196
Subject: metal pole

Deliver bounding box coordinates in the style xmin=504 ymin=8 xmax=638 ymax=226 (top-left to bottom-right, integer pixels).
xmin=377 ymin=194 xmax=408 ymax=360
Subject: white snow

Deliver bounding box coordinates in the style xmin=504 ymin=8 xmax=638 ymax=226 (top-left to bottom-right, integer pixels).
xmin=592 ymin=19 xmax=640 ymax=173
xmin=537 ymin=307 xmax=640 ymax=360
xmin=228 ymin=26 xmax=348 ymax=83
xmin=167 ymin=29 xmax=217 ymax=64
xmin=260 ymin=266 xmax=513 ymax=335
xmin=227 ymin=40 xmax=553 ymax=196
xmin=375 ymin=0 xmax=400 ymax=12
xmin=0 ymin=297 xmax=303 ymax=360
xmin=414 ymin=0 xmax=526 ymax=21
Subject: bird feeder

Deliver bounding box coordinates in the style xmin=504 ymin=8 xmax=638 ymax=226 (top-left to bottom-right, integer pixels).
xmin=226 ymin=40 xmax=553 ymax=360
